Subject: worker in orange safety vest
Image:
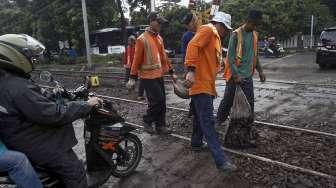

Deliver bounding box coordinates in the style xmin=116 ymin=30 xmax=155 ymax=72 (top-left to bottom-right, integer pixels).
xmin=126 ymin=12 xmax=177 ymax=134
xmin=124 ymin=35 xmax=145 ymax=100
xmin=217 ymin=10 xmax=266 ymax=125
xmin=124 ymin=35 xmax=136 ymax=83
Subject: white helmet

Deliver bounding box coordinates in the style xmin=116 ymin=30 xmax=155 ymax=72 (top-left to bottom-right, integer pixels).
xmin=211 ymin=11 xmax=232 ymax=30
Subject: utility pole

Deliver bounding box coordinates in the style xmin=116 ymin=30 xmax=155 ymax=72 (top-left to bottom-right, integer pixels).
xmin=210 ymin=0 xmax=221 ymax=19
xmin=81 ymin=0 xmax=92 ymax=70
xmin=150 ymin=0 xmax=155 ymax=12
xmin=310 ymin=15 xmax=314 ymax=49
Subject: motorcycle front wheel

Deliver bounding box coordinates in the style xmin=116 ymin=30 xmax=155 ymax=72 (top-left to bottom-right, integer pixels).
xmin=110 ymin=133 xmax=142 ymax=177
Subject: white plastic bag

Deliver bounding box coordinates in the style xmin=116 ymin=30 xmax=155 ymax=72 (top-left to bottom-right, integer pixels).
xmin=230 ymin=86 xmax=252 ymax=122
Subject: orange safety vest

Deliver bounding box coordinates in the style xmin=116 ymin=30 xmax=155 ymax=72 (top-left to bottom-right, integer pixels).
xmin=223 ymin=25 xmax=258 ymax=81
xmin=124 ymin=46 xmax=135 ymax=69
xmin=131 ymin=30 xmax=171 ymax=79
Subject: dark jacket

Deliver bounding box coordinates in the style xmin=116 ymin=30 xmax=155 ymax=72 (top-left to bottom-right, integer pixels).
xmin=0 ymin=70 xmax=92 ymax=165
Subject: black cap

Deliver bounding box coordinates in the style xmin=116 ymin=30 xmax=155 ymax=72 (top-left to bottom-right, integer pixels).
xmin=148 ymin=12 xmax=168 ymax=24
xmin=247 ymin=9 xmax=263 ymax=23
xmin=181 ymin=12 xmax=194 ymax=25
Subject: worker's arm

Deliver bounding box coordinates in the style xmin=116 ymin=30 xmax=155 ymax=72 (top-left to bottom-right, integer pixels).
xmin=256 ymin=57 xmax=266 ymax=82
xmin=130 ymin=39 xmax=144 ymax=79
xmin=256 ymin=58 xmax=262 ymax=73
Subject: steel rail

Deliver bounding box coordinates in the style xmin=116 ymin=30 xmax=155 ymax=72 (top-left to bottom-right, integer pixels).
xmin=126 ymin=121 xmax=336 ymax=181
xmin=38 ymin=84 xmax=336 ymax=138
xmin=38 ymin=85 xmax=336 ymax=180
xmin=96 ymin=94 xmax=336 ymax=139
xmin=34 ymin=69 xmax=336 ymax=88
xmin=45 ymin=71 xmax=336 ymax=97
xmin=34 ymin=70 xmax=336 ymax=98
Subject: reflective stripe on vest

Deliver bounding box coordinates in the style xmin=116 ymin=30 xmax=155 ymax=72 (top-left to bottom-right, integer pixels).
xmin=235 ymin=26 xmax=258 ymax=69
xmin=139 ymin=33 xmax=162 ymax=71
xmin=223 ymin=26 xmax=258 ymax=81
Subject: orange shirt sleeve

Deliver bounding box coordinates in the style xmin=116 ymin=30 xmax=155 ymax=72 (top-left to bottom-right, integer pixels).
xmin=130 ymin=38 xmax=144 ymax=77
xmin=185 ymin=26 xmax=213 ymax=68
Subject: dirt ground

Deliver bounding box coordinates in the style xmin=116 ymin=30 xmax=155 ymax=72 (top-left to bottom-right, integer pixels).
xmin=33 ymin=51 xmax=336 ymax=188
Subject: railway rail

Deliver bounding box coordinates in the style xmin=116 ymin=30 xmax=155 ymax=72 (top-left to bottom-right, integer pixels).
xmin=38 ymin=82 xmax=336 ymax=187
xmin=33 ymin=70 xmax=336 ymax=102
xmin=100 ymin=94 xmax=336 ymax=187
xmin=33 ymin=69 xmax=336 ymax=89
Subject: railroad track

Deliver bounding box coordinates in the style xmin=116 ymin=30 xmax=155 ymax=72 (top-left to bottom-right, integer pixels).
xmin=33 ymin=70 xmax=336 ymax=100
xmin=99 ymin=94 xmax=336 ymax=187
xmin=34 ymin=69 xmax=336 ymax=89
xmin=38 ymin=82 xmax=336 ymax=186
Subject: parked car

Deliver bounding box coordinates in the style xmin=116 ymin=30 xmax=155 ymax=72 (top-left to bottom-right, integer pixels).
xmin=316 ymin=26 xmax=336 ymax=69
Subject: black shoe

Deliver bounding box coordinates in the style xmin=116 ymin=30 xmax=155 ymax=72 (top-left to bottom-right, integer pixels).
xmin=191 ymin=144 xmax=208 ymax=152
xmin=144 ymin=124 xmax=155 ymax=134
xmin=156 ymin=126 xmax=172 ymax=134
xmin=217 ymin=161 xmax=237 ymax=175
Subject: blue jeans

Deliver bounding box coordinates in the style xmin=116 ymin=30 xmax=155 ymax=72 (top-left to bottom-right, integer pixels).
xmin=191 ymin=94 xmax=228 ymax=167
xmin=0 ymin=150 xmax=43 ymax=188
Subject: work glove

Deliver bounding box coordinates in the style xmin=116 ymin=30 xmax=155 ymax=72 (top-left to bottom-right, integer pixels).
xmin=52 ymin=86 xmax=64 ymax=95
xmin=126 ymin=79 xmax=136 ymax=90
xmin=171 ymin=74 xmax=178 ymax=83
xmin=233 ymin=75 xmax=242 ymax=84
xmin=185 ymin=71 xmax=195 ymax=88
xmin=87 ymin=96 xmax=103 ymax=108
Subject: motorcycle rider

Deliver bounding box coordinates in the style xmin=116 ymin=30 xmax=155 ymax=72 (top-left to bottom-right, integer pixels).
xmin=0 ymin=34 xmax=102 ymax=188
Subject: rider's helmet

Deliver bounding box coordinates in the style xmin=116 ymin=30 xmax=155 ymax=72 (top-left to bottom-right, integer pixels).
xmin=173 ymin=79 xmax=190 ymax=99
xmin=0 ymin=34 xmax=45 ymax=74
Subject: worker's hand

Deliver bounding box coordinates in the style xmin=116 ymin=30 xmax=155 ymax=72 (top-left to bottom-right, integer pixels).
xmin=233 ymin=75 xmax=242 ymax=84
xmin=171 ymin=74 xmax=178 ymax=83
xmin=87 ymin=97 xmax=103 ymax=108
xmin=259 ymin=72 xmax=266 ymax=83
xmin=52 ymin=86 xmax=64 ymax=95
xmin=185 ymin=71 xmax=195 ymax=88
xmin=126 ymin=79 xmax=136 ymax=90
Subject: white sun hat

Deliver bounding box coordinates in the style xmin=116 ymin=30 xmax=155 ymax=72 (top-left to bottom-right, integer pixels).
xmin=211 ymin=11 xmax=232 ymax=30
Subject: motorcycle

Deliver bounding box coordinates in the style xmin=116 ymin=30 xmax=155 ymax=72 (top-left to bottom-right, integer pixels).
xmin=0 ymin=71 xmax=143 ymax=187
xmin=265 ymin=43 xmax=285 ymax=58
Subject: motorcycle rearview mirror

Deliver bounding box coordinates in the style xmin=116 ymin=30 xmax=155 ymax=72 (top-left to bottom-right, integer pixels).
xmin=39 ymin=71 xmax=53 ymax=83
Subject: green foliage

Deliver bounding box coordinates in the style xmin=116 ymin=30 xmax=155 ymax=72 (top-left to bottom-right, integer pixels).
xmin=160 ymin=6 xmax=190 ymax=52
xmin=1 ymin=0 xmax=334 ymax=55
xmin=221 ymin=0 xmax=336 ymax=39
xmin=0 ymin=0 xmax=121 ymax=53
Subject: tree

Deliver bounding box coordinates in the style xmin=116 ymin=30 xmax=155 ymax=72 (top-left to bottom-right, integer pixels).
xmin=221 ymin=0 xmax=336 ymax=39
xmin=0 ymin=0 xmax=121 ymax=53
